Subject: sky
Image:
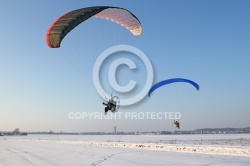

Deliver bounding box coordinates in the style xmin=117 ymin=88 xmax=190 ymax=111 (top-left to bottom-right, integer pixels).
xmin=0 ymin=1 xmax=250 ymax=132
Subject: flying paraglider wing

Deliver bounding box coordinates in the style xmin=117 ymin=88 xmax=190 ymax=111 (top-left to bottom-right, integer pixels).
xmin=148 ymin=78 xmax=200 ymax=97
xmin=46 ymin=6 xmax=142 ymax=48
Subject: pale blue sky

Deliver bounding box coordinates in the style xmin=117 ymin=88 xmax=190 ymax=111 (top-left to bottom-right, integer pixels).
xmin=0 ymin=1 xmax=250 ymax=132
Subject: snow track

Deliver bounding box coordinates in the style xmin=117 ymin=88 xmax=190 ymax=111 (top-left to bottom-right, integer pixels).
xmin=90 ymin=151 xmax=126 ymax=166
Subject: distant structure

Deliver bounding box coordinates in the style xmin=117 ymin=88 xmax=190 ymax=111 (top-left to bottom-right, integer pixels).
xmin=1 ymin=128 xmax=27 ymax=136
xmin=13 ymin=128 xmax=20 ymax=135
xmin=114 ymin=126 xmax=117 ymax=134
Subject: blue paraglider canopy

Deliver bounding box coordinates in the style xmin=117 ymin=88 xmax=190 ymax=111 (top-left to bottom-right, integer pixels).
xmin=148 ymin=78 xmax=200 ymax=97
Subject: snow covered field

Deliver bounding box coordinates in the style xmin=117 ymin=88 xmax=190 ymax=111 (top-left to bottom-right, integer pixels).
xmin=0 ymin=134 xmax=249 ymax=165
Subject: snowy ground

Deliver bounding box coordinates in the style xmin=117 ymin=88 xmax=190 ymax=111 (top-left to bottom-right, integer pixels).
xmin=0 ymin=134 xmax=250 ymax=165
